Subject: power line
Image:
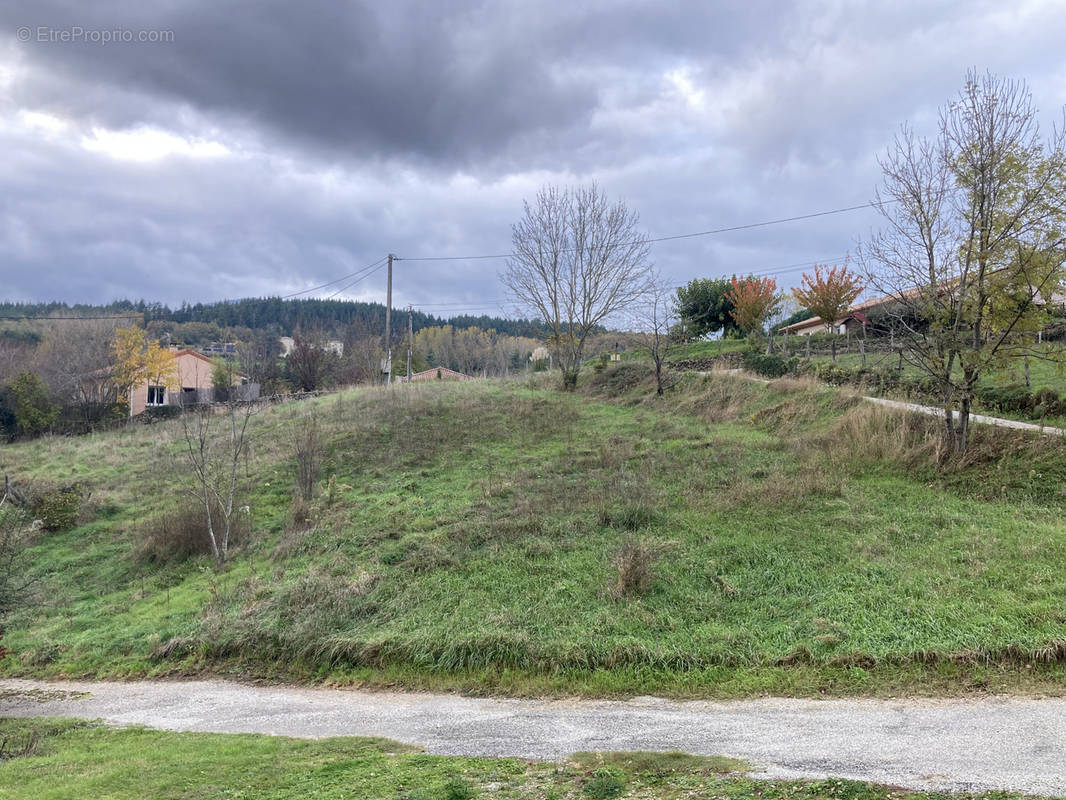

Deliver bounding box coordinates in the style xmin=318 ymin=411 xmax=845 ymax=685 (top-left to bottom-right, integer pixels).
xmin=279 ymin=255 xmax=388 ymax=299
xmin=325 ymin=259 xmax=389 ymax=300
xmin=405 ymin=255 xmax=849 ymax=310
xmin=395 ymin=200 xmax=895 ymax=263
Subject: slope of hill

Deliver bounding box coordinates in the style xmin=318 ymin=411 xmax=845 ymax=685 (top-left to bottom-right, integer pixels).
xmin=2 ymin=366 xmax=1066 ymax=697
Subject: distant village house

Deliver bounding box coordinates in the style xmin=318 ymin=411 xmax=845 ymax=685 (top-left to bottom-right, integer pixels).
xmin=85 ymin=348 xmax=260 ymax=416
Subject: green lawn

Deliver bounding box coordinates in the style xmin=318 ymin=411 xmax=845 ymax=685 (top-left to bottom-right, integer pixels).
xmin=0 ymin=718 xmax=1047 ymax=800
xmin=2 ymin=368 xmax=1066 ymax=696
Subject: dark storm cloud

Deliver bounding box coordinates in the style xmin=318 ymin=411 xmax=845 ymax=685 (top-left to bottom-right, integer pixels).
xmin=1 ymin=0 xmax=1065 ymax=308
xmin=3 ymin=0 xmax=791 ymax=171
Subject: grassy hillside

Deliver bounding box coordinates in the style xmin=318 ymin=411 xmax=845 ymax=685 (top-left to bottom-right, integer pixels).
xmin=2 ymin=366 xmax=1066 ymax=696
xmin=0 ymin=717 xmax=1033 ymax=800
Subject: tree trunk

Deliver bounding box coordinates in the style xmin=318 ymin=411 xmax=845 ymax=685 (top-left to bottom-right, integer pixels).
xmin=943 ymin=398 xmax=971 ymax=457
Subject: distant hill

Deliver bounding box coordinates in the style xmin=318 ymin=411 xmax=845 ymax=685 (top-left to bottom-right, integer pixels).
xmin=0 ymin=297 xmax=553 ymax=339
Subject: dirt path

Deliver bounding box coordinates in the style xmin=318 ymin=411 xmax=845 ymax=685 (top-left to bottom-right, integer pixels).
xmin=2 ymin=678 xmax=1064 ymax=795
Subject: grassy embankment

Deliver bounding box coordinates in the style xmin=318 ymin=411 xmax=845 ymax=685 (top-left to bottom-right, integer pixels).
xmin=0 ymin=717 xmax=1048 ymax=800
xmin=665 ymin=337 xmax=1066 ymax=426
xmin=2 ymin=365 xmax=1066 ymax=696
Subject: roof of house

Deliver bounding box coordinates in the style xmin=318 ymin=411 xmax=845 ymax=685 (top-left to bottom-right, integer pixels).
xmin=171 ymin=348 xmax=214 ymax=365
xmin=87 ymin=348 xmax=247 ymax=380
xmin=780 ymin=293 xmax=896 ymax=334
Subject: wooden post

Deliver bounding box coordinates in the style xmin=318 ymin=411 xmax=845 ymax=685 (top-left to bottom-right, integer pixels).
xmin=831 ymin=338 xmax=837 ymax=363
xmin=383 ymin=253 xmax=394 ymax=385
xmin=407 ymin=305 xmax=413 ymax=382
xmin=1025 ymin=357 xmax=1031 ymax=387
xmin=860 ymin=339 xmax=866 ymax=369
xmin=805 ymin=335 xmax=810 ymax=359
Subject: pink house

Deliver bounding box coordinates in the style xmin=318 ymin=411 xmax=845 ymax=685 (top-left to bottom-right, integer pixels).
xmin=131 ymin=348 xmax=251 ymax=415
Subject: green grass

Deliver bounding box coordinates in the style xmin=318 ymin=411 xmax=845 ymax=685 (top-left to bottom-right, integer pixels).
xmin=3 ymin=368 xmax=1066 ymax=696
xmin=0 ymin=717 xmax=1049 ymax=799
xmin=669 ymin=337 xmax=1066 ymax=425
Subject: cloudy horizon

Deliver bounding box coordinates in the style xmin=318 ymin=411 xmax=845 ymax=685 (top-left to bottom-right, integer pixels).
xmin=2 ymin=1 xmax=1065 ymax=318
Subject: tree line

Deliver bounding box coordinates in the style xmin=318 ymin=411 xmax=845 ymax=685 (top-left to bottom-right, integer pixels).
xmin=0 ymin=297 xmax=553 ymax=340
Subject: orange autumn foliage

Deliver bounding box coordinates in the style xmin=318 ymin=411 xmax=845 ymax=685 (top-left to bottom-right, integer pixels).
xmin=792 ymin=258 xmax=864 ymax=333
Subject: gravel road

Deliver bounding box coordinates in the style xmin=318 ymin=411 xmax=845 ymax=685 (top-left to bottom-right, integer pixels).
xmin=2 ymin=678 xmax=1064 ymax=795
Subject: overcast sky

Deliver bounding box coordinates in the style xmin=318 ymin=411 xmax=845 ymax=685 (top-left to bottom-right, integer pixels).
xmin=1 ymin=0 xmax=1065 ymax=318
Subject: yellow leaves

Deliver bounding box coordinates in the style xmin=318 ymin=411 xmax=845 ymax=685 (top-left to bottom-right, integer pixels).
xmin=110 ymin=326 xmax=179 ymax=401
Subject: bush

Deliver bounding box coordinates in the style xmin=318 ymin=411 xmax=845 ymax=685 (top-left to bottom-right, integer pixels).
xmin=583 ymin=768 xmax=626 ymax=799
xmin=442 ymin=777 xmax=475 ymax=800
xmin=806 ymin=362 xmax=854 ymax=386
xmin=135 ymin=501 xmax=249 ymax=564
xmin=25 ymin=483 xmax=83 ymax=532
xmin=1033 ymin=387 xmax=1064 ymax=418
xmin=741 ymin=350 xmax=796 ymax=378
xmin=138 ymin=405 xmax=182 ymax=422
xmin=0 ymin=503 xmax=35 ymax=622
xmin=291 ymin=410 xmax=321 ymax=502
xmin=9 ymin=372 xmax=59 ymax=438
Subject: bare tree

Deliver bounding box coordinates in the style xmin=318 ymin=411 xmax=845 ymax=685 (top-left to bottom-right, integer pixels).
xmin=504 ymin=184 xmax=654 ymax=390
xmin=286 ymin=329 xmax=335 ymax=392
xmin=627 ymin=281 xmax=677 ymax=396
xmin=237 ymin=332 xmax=283 ymax=395
xmin=861 ymin=71 xmax=1066 ymax=455
xmin=179 ymin=398 xmax=259 ymax=569
xmin=290 ymin=408 xmax=320 ymax=502
xmin=0 ymin=486 xmax=37 ymax=624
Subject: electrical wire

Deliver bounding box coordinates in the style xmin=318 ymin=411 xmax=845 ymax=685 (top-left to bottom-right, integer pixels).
xmin=324 ymin=259 xmax=389 ymax=300
xmin=395 ymin=200 xmax=895 ymax=263
xmin=279 ymin=256 xmax=388 ymax=299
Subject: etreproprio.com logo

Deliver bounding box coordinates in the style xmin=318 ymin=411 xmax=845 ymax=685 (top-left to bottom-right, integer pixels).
xmin=17 ymin=26 xmax=175 ymax=44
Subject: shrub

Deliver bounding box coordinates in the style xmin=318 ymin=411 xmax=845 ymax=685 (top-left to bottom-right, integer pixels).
xmin=442 ymin=777 xmax=475 ymax=800
xmin=25 ymin=483 xmax=83 ymax=532
xmin=583 ymin=768 xmax=626 ymax=799
xmin=291 ymin=410 xmax=321 ymax=502
xmin=0 ymin=503 xmax=36 ymax=622
xmin=740 ymin=350 xmax=796 ymax=378
xmin=9 ymin=372 xmax=59 ymax=437
xmin=135 ymin=501 xmax=249 ymax=564
xmin=138 ymin=405 xmax=182 ymax=422
xmin=1033 ymin=387 xmax=1063 ymax=418
xmin=609 ymin=538 xmax=655 ymax=598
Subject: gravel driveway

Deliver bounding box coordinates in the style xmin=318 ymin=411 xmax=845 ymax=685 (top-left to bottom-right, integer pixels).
xmin=2 ymin=678 xmax=1064 ymax=795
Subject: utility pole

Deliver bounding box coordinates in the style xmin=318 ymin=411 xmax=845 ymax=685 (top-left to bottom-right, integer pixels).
xmin=407 ymin=305 xmax=413 ymax=382
xmin=383 ymin=253 xmax=394 ymax=384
